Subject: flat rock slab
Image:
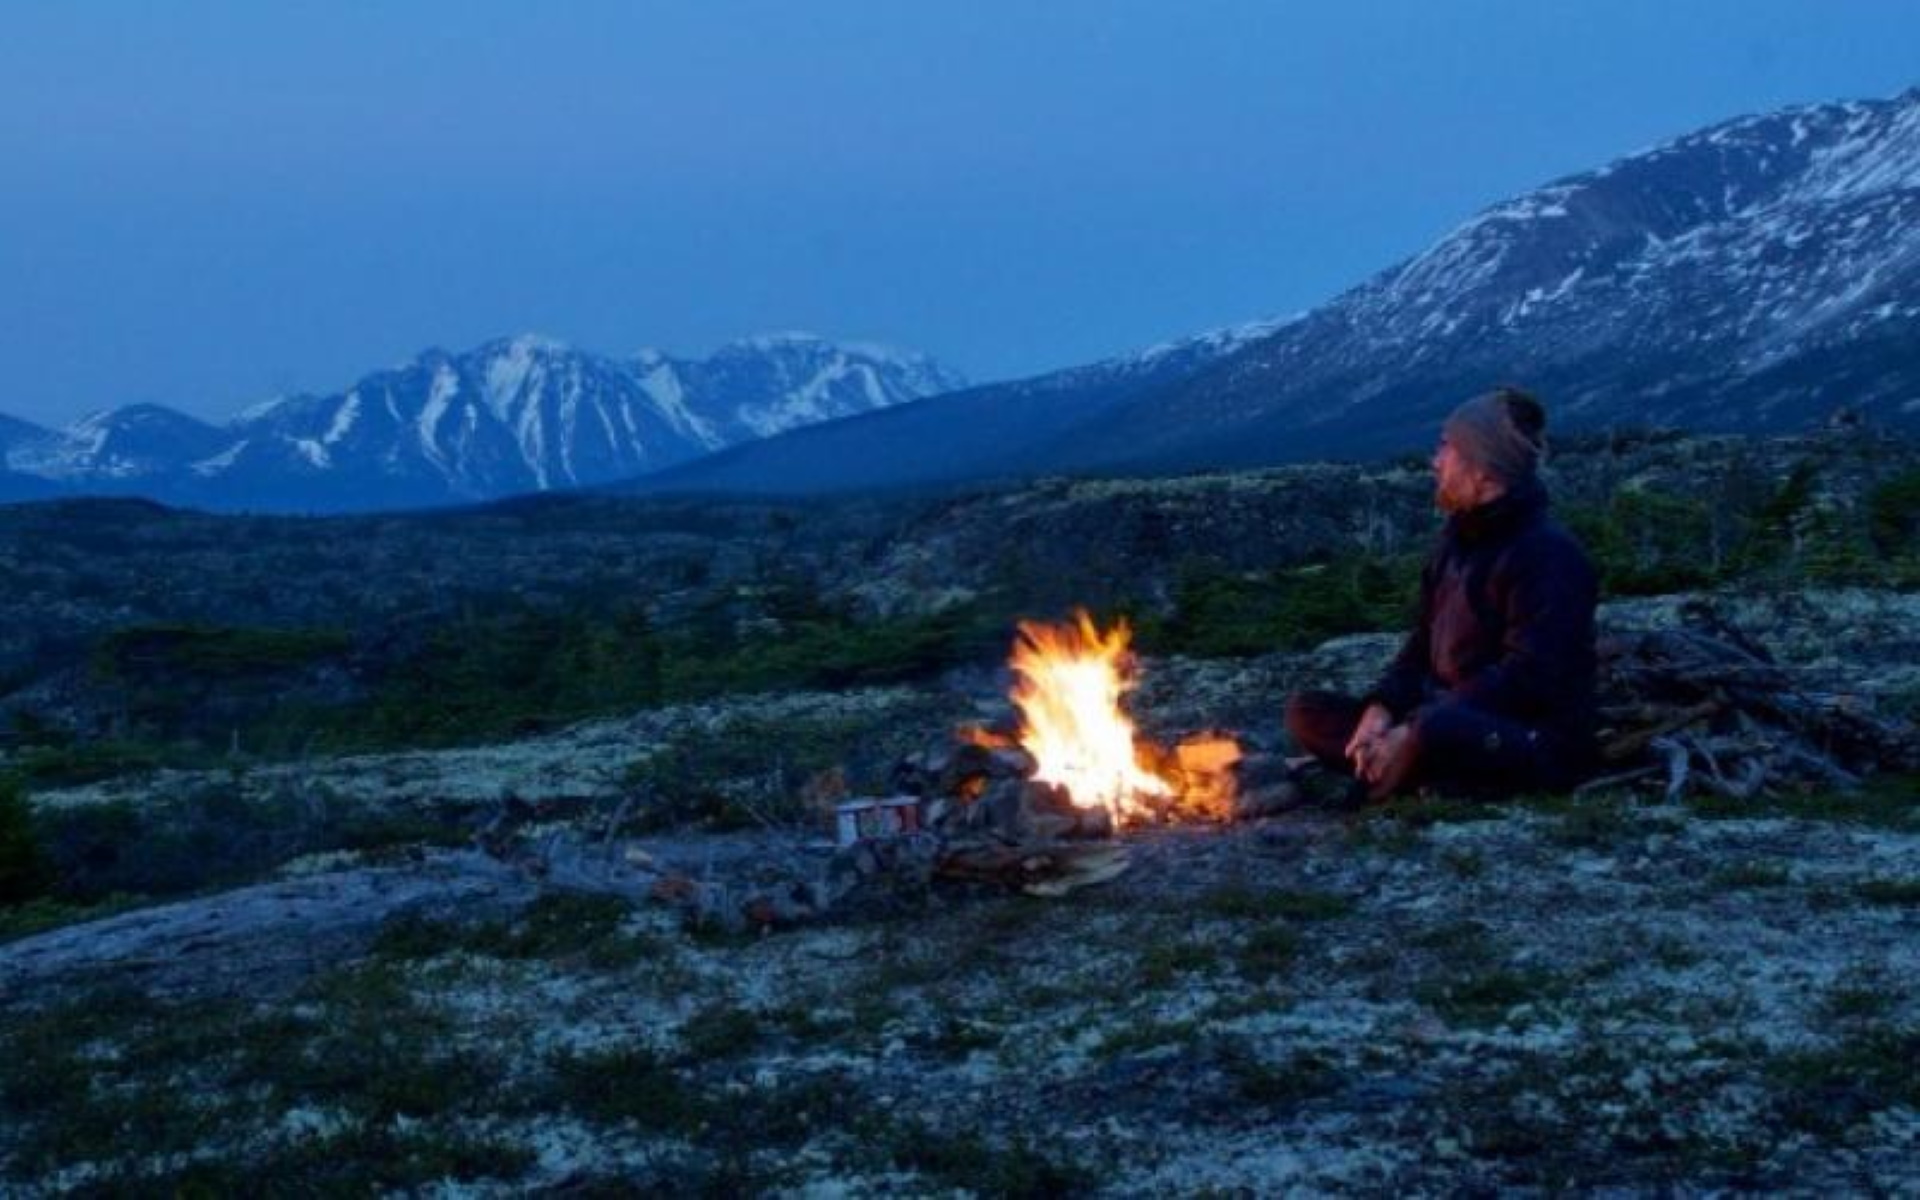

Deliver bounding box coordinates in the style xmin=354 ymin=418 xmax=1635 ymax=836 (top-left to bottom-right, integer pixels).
xmin=0 ymin=850 xmax=538 ymax=1004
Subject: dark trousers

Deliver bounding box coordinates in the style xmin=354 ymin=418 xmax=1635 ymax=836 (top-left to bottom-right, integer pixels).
xmin=1283 ymin=689 xmax=1586 ymax=796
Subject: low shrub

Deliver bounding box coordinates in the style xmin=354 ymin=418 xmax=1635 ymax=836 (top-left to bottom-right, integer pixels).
xmin=91 ymin=623 xmax=352 ymax=683
xmin=0 ymin=775 xmax=50 ymax=904
xmin=1867 ymin=467 xmax=1920 ymax=557
xmin=1150 ymin=553 xmax=1422 ymax=658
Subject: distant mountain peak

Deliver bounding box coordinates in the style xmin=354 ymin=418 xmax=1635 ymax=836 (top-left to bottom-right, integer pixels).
xmin=0 ymin=331 xmax=964 ymax=511
xmin=479 ymin=332 xmax=572 ymax=356
xmin=11 ymin=403 xmax=227 ymax=481
xmin=726 ymin=330 xmax=828 ymax=351
xmin=710 ymin=330 xmax=938 ymax=366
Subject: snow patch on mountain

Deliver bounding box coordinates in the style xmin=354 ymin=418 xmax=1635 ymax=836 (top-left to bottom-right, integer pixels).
xmin=1130 ymin=314 xmax=1304 ymax=368
xmin=190 ymin=440 xmax=248 ymax=476
xmin=637 ymin=361 xmax=721 ymax=450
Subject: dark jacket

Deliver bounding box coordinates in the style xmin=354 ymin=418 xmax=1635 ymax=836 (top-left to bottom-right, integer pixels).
xmin=1364 ymin=475 xmax=1599 ymax=761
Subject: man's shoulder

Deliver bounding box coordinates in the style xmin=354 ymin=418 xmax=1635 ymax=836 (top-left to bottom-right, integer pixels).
xmin=1530 ymin=510 xmax=1588 ymax=550
xmin=1505 ymin=511 xmax=1598 ymax=577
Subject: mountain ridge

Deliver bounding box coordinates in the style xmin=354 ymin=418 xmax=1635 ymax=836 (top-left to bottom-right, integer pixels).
xmin=1 ymin=332 xmax=964 ymax=511
xmin=648 ymin=86 xmax=1920 ymax=494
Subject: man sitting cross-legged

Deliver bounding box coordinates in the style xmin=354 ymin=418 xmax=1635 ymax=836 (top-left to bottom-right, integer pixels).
xmin=1285 ymin=387 xmax=1600 ymax=802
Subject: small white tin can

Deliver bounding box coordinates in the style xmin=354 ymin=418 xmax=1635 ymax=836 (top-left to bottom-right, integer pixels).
xmin=834 ymin=796 xmax=923 ymax=847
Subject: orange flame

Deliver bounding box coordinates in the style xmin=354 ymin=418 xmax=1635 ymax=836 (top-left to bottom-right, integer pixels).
xmin=1010 ymin=610 xmax=1172 ymax=822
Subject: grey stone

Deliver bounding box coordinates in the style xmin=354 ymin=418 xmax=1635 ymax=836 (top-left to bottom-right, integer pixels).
xmin=1234 ymin=781 xmax=1305 ymax=821
xmin=986 ymin=744 xmax=1038 ymax=779
xmin=971 ymin=778 xmax=1028 ymax=838
xmin=1020 ymin=779 xmax=1075 ymax=816
xmin=1070 ymin=805 xmax=1115 ymax=840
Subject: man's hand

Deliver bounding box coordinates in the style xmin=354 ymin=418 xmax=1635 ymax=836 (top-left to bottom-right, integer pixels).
xmin=1344 ymin=702 xmax=1393 ymax=765
xmin=1354 ymin=722 xmax=1419 ymax=801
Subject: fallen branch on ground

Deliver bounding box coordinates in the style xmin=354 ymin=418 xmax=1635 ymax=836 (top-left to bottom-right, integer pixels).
xmin=1589 ymin=607 xmax=1918 ymax=802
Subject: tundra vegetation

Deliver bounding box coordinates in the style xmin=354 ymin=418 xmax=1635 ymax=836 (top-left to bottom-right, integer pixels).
xmin=1 ymin=427 xmax=1918 ymax=1191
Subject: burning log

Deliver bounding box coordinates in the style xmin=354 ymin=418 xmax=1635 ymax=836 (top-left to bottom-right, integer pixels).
xmin=1229 ymin=752 xmax=1309 ymax=820
xmin=1072 ymin=804 xmax=1114 ymax=840
xmin=1003 ymin=610 xmax=1254 ymax=826
xmin=892 ymin=736 xmax=1036 ymax=801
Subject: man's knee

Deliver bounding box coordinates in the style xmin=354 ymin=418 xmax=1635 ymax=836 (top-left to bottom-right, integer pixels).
xmin=1285 ymin=689 xmax=1362 ymax=764
xmin=1281 ymin=691 xmax=1313 ymax=740
xmin=1409 ymin=701 xmax=1572 ymax=792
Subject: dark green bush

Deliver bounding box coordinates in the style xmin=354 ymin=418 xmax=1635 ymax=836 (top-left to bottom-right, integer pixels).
xmin=1868 ymin=467 xmax=1920 ymax=557
xmin=658 ymin=600 xmax=1008 ymax=696
xmin=0 ymin=775 xmax=50 ymax=904
xmin=9 ymin=739 xmax=178 ymax=787
xmin=32 ymin=789 xmax=289 ymax=901
xmin=1149 ymin=553 xmax=1421 ymax=658
xmin=344 ymin=604 xmax=666 ymax=748
xmin=91 ymin=623 xmax=351 ymax=682
xmin=343 ymin=598 xmax=1004 ymax=751
xmin=1562 ymin=457 xmax=1919 ymax=596
xmin=27 ymin=784 xmax=466 ymax=902
xmin=1563 ymin=489 xmax=1724 ymax=596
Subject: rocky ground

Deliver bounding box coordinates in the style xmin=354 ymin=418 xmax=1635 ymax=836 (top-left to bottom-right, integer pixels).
xmin=2 ymin=587 xmax=1918 ymax=1194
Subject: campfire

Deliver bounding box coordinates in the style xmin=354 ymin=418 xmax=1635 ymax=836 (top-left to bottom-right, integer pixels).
xmin=893 ymin=610 xmax=1248 ymax=852
xmin=1012 ymin=610 xmax=1246 ymax=824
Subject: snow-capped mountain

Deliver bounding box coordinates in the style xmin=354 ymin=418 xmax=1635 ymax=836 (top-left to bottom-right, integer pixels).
xmin=625 ymin=314 xmax=1305 ymax=495
xmin=1 ymin=333 xmax=963 ymax=511
xmin=685 ymin=332 xmax=964 ymax=441
xmin=650 ymin=86 xmax=1920 ymax=494
xmin=1066 ymin=85 xmax=1920 ymax=470
xmin=11 ymin=405 xmax=228 ymax=481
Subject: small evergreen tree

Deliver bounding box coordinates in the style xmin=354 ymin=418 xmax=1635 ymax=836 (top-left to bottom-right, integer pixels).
xmin=1868 ymin=468 xmax=1920 ymax=558
xmin=0 ymin=775 xmax=49 ymax=904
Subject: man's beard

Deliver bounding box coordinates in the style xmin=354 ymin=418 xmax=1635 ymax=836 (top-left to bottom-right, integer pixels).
xmin=1438 ymin=474 xmax=1506 ymax=514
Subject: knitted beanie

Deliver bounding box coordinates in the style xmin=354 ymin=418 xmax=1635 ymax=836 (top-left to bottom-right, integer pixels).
xmin=1443 ymin=388 xmax=1546 ymax=485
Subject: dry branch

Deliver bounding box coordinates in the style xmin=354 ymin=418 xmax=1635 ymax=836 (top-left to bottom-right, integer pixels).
xmin=1589 ymin=607 xmax=1919 ymax=802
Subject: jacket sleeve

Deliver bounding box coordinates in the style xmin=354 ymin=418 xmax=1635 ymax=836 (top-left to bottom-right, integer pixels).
xmin=1361 ymin=554 xmax=1436 ymax=719
xmin=1444 ymin=536 xmax=1596 ymax=717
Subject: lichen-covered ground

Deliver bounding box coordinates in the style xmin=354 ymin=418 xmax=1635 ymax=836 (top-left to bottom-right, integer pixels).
xmin=3 ymin=782 xmax=1918 ymax=1195
xmin=3 ymin=587 xmax=1918 ymax=1194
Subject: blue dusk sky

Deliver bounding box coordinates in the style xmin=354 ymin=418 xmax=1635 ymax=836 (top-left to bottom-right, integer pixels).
xmin=1 ymin=0 xmax=1916 ymax=426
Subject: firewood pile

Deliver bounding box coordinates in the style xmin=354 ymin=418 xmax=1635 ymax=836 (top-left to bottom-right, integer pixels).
xmin=513 ymin=723 xmax=1250 ymax=931
xmin=882 ymin=724 xmax=1260 ymax=897
xmin=887 ymin=731 xmax=1135 ymax=898
xmin=890 ymin=735 xmax=1112 ymax=842
xmin=1584 ymin=604 xmax=1920 ymax=802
